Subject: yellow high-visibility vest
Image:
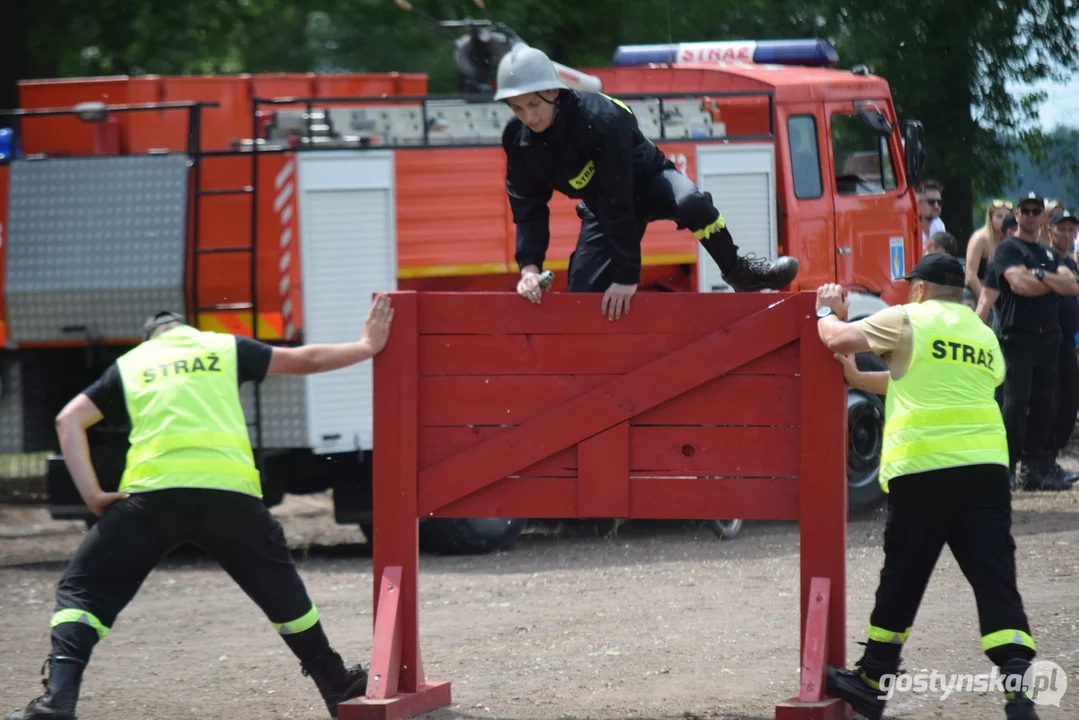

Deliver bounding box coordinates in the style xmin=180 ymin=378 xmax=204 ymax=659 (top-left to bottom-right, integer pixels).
xmin=879 ymin=300 xmax=1008 ymax=491
xmin=115 ymin=325 xmax=260 ymax=497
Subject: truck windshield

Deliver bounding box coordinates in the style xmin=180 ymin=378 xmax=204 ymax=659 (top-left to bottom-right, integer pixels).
xmin=830 ymin=113 xmax=897 ymax=196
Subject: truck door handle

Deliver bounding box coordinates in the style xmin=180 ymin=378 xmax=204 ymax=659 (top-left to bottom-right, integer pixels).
xmin=837 ymin=247 xmax=853 ymax=255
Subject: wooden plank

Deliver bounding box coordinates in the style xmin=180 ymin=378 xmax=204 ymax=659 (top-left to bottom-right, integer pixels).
xmin=419 ymin=334 xmax=799 ymax=377
xmin=428 ymin=478 xmax=579 ymax=519
xmin=578 ymin=422 xmax=630 ymax=517
xmin=415 ymin=291 xmax=795 ymax=335
xmin=365 ymin=566 xmax=404 ymax=700
xmin=630 ymin=427 xmax=799 ymax=475
xmin=417 ymin=297 xmax=800 ymax=516
xmin=628 ymin=478 xmax=800 ymax=520
xmin=419 ymin=334 xmax=699 ymax=375
xmin=420 ymin=426 xmax=798 ymax=477
xmin=426 ymin=477 xmax=801 ymax=521
xmin=795 ymin=292 xmax=848 ymax=674
xmin=419 ymin=372 xmax=800 ymax=427
xmin=419 ymin=375 xmax=616 ymax=427
xmin=420 ymin=427 xmax=577 ymax=476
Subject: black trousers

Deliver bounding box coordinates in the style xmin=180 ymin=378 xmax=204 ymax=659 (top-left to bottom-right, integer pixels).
xmin=864 ymin=465 xmax=1035 ymax=672
xmin=567 ymin=168 xmax=739 ymax=292
xmin=51 ymin=488 xmax=318 ymax=662
xmin=1000 ymin=330 xmax=1060 ymax=468
xmin=1050 ymin=342 xmax=1079 ymax=453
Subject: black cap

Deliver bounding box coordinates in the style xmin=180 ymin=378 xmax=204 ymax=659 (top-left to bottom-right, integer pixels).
xmin=902 ymin=253 xmax=966 ymax=288
xmin=1050 ymin=208 xmax=1079 ymax=226
xmin=143 ymin=311 xmax=187 ymax=340
xmin=1001 ymin=214 xmax=1018 ymax=234
xmin=1017 ymin=190 xmax=1044 ymax=207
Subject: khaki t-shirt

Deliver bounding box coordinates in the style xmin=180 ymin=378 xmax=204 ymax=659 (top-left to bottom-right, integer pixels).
xmin=855 ymin=305 xmax=913 ymax=380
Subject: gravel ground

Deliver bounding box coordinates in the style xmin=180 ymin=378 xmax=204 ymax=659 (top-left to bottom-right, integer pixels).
xmin=0 ymin=474 xmax=1076 ymax=720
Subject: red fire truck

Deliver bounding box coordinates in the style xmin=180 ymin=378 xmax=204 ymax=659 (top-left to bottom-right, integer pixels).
xmin=0 ymin=30 xmax=926 ymax=553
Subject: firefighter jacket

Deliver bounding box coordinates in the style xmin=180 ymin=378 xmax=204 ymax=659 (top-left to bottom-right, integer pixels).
xmin=502 ymin=90 xmax=673 ymax=285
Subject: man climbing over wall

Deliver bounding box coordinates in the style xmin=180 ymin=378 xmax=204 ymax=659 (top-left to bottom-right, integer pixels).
xmin=495 ymin=44 xmax=800 ymax=321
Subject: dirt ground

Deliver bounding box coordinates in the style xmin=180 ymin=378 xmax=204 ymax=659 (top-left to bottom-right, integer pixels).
xmin=1 ymin=471 xmax=1077 ymax=720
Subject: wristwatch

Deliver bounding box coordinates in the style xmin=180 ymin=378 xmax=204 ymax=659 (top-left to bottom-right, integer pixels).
xmin=816 ymin=306 xmax=836 ymax=319
xmin=1035 ymin=267 xmax=1046 ymax=281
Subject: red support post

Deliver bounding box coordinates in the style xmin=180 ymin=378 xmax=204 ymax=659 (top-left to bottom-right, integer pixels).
xmin=774 ymin=292 xmax=848 ymax=720
xmin=340 ymin=292 xmax=452 ymax=720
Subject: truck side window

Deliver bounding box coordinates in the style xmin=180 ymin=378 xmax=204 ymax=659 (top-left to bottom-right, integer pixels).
xmin=787 ymin=115 xmax=823 ymax=200
xmin=830 ymin=113 xmax=897 ymax=196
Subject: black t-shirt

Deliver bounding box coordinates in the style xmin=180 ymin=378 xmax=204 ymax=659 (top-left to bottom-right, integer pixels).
xmin=984 ymin=236 xmax=1063 ymax=336
xmin=82 ymin=335 xmax=274 ymax=427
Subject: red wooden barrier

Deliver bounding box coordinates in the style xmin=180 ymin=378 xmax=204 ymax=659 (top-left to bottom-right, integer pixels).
xmin=339 ymin=290 xmax=849 ymax=720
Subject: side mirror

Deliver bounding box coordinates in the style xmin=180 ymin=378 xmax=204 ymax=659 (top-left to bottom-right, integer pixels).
xmin=856 ymin=102 xmax=893 ymax=136
xmin=902 ymin=119 xmax=926 ymax=188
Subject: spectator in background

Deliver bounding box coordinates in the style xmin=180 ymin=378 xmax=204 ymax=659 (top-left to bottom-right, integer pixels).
xmin=917 ymin=180 xmax=946 ymax=245
xmin=1040 ymin=200 xmax=1064 ymax=246
xmin=1001 ymin=213 xmax=1018 ymax=240
xmin=977 ymin=192 xmax=1078 ymax=490
xmin=1045 ymin=209 xmax=1079 ymax=488
xmin=966 ymin=200 xmax=1013 ymax=300
xmin=924 ymin=231 xmax=957 ymax=257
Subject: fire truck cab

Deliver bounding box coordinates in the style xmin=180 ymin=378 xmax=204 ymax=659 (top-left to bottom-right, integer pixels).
xmin=0 ymin=38 xmax=926 ymax=553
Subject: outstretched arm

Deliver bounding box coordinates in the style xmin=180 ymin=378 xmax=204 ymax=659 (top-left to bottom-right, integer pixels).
xmin=267 ymin=294 xmax=394 ymax=375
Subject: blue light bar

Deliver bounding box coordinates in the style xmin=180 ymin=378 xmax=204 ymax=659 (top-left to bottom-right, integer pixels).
xmin=611 ymin=39 xmax=839 ymax=69
xmin=0 ymin=128 xmax=13 ymax=161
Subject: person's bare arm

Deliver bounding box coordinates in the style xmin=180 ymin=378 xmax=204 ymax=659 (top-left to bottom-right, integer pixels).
xmin=267 ymin=293 xmax=394 ymax=376
xmin=817 ymin=315 xmax=873 ymax=354
xmin=1003 ymin=266 xmax=1052 ymax=296
xmin=965 ymin=232 xmax=986 ymax=296
xmin=1043 ymin=265 xmax=1079 ymax=296
xmin=976 ymin=286 xmax=1000 ymax=323
xmin=55 ymin=395 xmax=129 ymax=515
xmin=833 ymin=353 xmax=889 ymax=395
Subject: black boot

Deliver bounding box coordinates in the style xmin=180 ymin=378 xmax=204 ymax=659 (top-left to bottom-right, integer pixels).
xmin=4 ymin=655 xmax=85 ymax=720
xmin=825 ymin=654 xmax=899 ymax=720
xmin=300 ymin=649 xmax=369 ymax=719
xmin=1005 ymin=695 xmax=1040 ymax=720
xmin=723 ymin=254 xmax=800 ymax=293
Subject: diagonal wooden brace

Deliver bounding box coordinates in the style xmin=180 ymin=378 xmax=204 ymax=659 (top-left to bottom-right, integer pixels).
xmin=774 ymin=576 xmax=846 ymax=719
xmin=338 ymin=566 xmax=451 ymax=720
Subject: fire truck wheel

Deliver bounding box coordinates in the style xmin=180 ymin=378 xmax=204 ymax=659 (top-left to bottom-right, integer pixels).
xmin=705 ymin=519 xmax=744 ymax=540
xmin=418 ymin=518 xmax=528 ymax=555
xmin=846 ymin=387 xmax=886 ymax=512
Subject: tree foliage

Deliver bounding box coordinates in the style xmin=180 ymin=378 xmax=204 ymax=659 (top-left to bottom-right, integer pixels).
xmin=9 ymin=0 xmax=1079 ymax=240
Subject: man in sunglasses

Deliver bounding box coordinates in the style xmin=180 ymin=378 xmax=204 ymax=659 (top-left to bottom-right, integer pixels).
xmin=977 ymin=191 xmax=1079 ymax=490
xmin=917 ymin=180 xmax=946 ymax=245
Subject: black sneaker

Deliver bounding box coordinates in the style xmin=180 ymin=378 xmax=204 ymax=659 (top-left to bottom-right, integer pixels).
xmin=825 ymin=666 xmax=886 ymax=720
xmin=1005 ymin=695 xmax=1040 ymax=720
xmin=724 ymin=254 xmax=799 ymax=292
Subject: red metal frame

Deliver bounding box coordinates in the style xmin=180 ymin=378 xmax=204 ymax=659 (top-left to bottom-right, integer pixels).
xmin=340 ymin=290 xmax=849 ymax=720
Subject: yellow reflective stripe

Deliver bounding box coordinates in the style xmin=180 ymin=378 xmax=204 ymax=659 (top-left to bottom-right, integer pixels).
xmin=52 ymin=608 xmax=110 ymax=640
xmin=867 ymin=624 xmax=910 ymax=644
xmin=397 ymin=262 xmax=510 ymax=279
xmin=881 ymin=433 xmax=1008 ymax=466
xmin=982 ymin=629 xmax=1036 ymax=652
xmin=122 ymin=458 xmax=259 ymax=485
xmin=126 ymin=432 xmax=253 ymax=466
xmin=693 ymin=216 xmax=727 ymax=239
xmin=884 ymin=406 xmax=1002 ymax=433
xmin=601 ymin=93 xmax=633 ymax=114
xmin=860 ymin=672 xmax=881 ymax=690
xmin=273 ymin=605 xmax=320 ymax=635
xmin=569 ymin=160 xmax=596 ymax=190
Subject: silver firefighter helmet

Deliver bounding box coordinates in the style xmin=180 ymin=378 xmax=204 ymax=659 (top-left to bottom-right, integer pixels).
xmin=493 ymin=45 xmax=568 ymax=101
